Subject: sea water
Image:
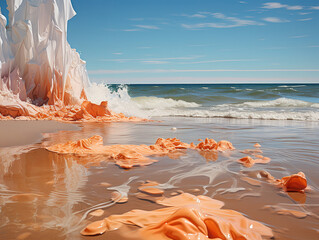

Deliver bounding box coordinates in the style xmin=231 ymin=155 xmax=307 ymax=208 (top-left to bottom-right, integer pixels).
xmin=88 ymin=83 xmax=319 ymax=121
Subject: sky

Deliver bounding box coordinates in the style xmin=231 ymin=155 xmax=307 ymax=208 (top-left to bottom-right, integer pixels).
xmin=1 ymin=0 xmax=319 ymax=84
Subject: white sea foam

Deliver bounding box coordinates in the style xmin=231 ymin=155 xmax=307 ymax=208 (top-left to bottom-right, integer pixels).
xmin=240 ymin=98 xmax=319 ymax=108
xmin=133 ymin=96 xmax=199 ymax=109
xmin=86 ymin=83 xmax=148 ymax=118
xmin=164 ymin=109 xmax=319 ymax=121
xmin=86 ymin=83 xmax=200 ymax=118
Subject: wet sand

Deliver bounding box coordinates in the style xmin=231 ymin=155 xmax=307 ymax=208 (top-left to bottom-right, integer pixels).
xmin=0 ymin=120 xmax=80 ymax=147
xmin=0 ymin=117 xmax=319 ymax=239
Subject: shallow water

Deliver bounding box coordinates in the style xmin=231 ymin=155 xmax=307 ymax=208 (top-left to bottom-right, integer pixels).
xmin=0 ymin=117 xmax=318 ymax=239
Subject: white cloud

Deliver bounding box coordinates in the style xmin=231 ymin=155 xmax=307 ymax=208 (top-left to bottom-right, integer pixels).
xmin=299 ymin=12 xmax=312 ymax=15
xmin=298 ymin=18 xmax=312 ymax=21
xmin=182 ymin=13 xmax=263 ymax=29
xmin=290 ymin=35 xmax=307 ymax=38
xmin=263 ymin=17 xmax=289 ymax=23
xmin=101 ymin=56 xmax=203 ymax=62
xmin=239 ymin=1 xmax=247 ymax=4
xmin=310 ymin=6 xmax=319 ymax=10
xmin=190 ymin=14 xmax=206 ymax=18
xmin=286 ymin=6 xmax=303 ymax=10
xmin=135 ymin=25 xmax=159 ymax=30
xmin=262 ymin=2 xmax=303 ymax=10
xmin=181 ymin=13 xmax=207 ymax=18
xmin=112 ymin=52 xmax=123 ymax=55
xmin=142 ymin=61 xmax=169 ymax=64
xmin=178 ymin=59 xmax=258 ymax=64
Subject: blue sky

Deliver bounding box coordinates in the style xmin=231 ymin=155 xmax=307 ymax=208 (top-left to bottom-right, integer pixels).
xmin=1 ymin=0 xmax=319 ymax=84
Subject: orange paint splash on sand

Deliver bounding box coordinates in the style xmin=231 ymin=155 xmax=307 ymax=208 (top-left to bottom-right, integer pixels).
xmin=138 ymin=180 xmax=164 ymax=196
xmin=46 ymin=136 xmax=235 ymax=169
xmin=81 ymin=193 xmax=273 ymax=240
xmin=238 ymin=155 xmax=271 ymax=168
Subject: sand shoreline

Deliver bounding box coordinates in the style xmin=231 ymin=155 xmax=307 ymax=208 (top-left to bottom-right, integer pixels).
xmin=0 ymin=120 xmax=80 ymax=148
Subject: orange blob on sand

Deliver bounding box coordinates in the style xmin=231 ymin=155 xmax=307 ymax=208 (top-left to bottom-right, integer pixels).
xmin=259 ymin=171 xmax=307 ymax=192
xmin=238 ymin=155 xmax=271 ymax=168
xmin=46 ymin=136 xmax=235 ymax=169
xmin=81 ymin=193 xmax=273 ymax=239
xmin=254 ymin=143 xmax=261 ymax=148
xmin=280 ymin=172 xmax=307 ymax=192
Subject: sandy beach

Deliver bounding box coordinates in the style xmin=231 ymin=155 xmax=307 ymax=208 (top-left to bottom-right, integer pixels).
xmin=0 ymin=117 xmax=318 ymax=239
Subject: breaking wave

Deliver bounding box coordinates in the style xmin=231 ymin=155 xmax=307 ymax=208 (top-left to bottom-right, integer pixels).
xmin=86 ymin=83 xmax=200 ymax=118
xmin=236 ymin=98 xmax=319 ymax=108
xmin=86 ymin=84 xmax=319 ymax=121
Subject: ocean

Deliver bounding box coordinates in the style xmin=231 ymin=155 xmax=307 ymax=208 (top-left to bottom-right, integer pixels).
xmin=92 ymin=84 xmax=319 ymax=121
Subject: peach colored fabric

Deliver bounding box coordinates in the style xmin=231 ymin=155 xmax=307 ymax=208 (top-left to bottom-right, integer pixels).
xmin=81 ymin=193 xmax=273 ymax=240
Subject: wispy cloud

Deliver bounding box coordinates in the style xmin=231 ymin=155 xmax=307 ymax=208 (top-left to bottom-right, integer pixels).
xmin=89 ymin=69 xmax=319 ymax=74
xmin=135 ymin=25 xmax=159 ymax=30
xmin=263 ymin=17 xmax=289 ymax=23
xmin=100 ymin=56 xmax=203 ymax=63
xmin=182 ymin=13 xmax=263 ymax=29
xmin=298 ymin=18 xmax=312 ymax=21
xmin=181 ymin=13 xmax=207 ymax=18
xmin=112 ymin=52 xmax=123 ymax=55
xmin=178 ymin=59 xmax=258 ymax=64
xmin=142 ymin=61 xmax=169 ymax=64
xmin=290 ymin=35 xmax=307 ymax=39
xmin=262 ymin=2 xmax=303 ymax=10
xmin=310 ymin=6 xmax=319 ymax=10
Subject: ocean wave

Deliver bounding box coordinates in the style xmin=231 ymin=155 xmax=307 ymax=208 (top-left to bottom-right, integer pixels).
xmin=162 ymin=109 xmax=319 ymax=121
xmin=87 ymin=84 xmax=319 ymax=121
xmin=133 ymin=96 xmax=200 ymax=109
xmin=239 ymin=98 xmax=319 ymax=108
xmin=86 ymin=83 xmax=200 ymax=118
xmin=86 ymin=83 xmax=148 ymax=118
